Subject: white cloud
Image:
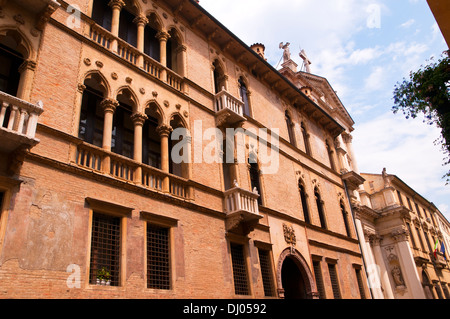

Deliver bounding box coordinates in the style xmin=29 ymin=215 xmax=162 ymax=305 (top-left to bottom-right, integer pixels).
xmin=400 ymin=19 xmax=415 ymax=28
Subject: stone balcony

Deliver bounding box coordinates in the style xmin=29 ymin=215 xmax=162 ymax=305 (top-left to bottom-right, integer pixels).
xmin=0 ymin=91 xmax=44 ymax=155
xmin=432 ymin=252 xmax=447 ymax=269
xmin=214 ymin=89 xmax=246 ymax=127
xmin=224 ymin=186 xmax=262 ymax=234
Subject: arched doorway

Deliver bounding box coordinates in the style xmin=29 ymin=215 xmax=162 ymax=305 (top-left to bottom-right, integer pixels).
xmin=422 ymin=270 xmax=434 ymax=299
xmin=277 ymin=248 xmax=318 ymax=299
xmin=281 ymin=256 xmax=307 ymax=299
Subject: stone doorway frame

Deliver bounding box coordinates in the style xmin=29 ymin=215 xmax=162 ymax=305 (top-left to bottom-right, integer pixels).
xmin=276 ymin=247 xmax=319 ymax=299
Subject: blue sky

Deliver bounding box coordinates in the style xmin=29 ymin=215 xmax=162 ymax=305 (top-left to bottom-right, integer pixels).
xmin=200 ymin=0 xmax=450 ymax=219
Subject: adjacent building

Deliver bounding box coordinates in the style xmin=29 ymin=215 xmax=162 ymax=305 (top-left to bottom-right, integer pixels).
xmin=357 ymin=170 xmax=450 ymax=299
xmin=0 ymin=0 xmax=370 ymax=299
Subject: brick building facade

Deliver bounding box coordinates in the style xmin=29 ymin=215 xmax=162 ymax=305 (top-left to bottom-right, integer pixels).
xmin=0 ymin=0 xmax=370 ymax=299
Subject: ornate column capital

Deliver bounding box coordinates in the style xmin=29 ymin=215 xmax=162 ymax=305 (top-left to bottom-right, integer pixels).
xmin=156 ymin=124 xmax=173 ymax=137
xmin=133 ymin=15 xmax=149 ymax=26
xmin=77 ymin=83 xmax=86 ymax=94
xmin=390 ymin=227 xmax=410 ymax=242
xmin=130 ymin=112 xmax=148 ymax=126
xmin=18 ymin=60 xmax=37 ymax=73
xmin=108 ymin=0 xmax=125 ymax=10
xmin=100 ymin=98 xmax=119 ymax=114
xmin=342 ymin=132 xmax=353 ymax=144
xmin=156 ymin=31 xmax=171 ymax=42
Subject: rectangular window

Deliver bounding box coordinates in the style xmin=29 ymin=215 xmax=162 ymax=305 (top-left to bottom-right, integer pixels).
xmin=327 ymin=263 xmax=341 ymax=299
xmin=258 ymin=249 xmax=274 ymax=297
xmin=355 ymin=268 xmax=366 ymax=299
xmin=230 ymin=243 xmax=250 ymax=295
xmin=416 ymin=227 xmax=426 ymax=251
xmin=313 ymin=260 xmax=326 ymax=299
xmin=397 ymin=190 xmax=403 ymax=205
xmin=147 ymin=224 xmax=171 ymax=290
xmin=89 ymin=213 xmax=122 ymax=286
xmin=406 ymin=223 xmax=416 ymax=248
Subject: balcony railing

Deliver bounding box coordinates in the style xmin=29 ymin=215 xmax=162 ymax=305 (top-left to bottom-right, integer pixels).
xmin=74 ymin=142 xmax=191 ymax=200
xmin=224 ymin=186 xmax=261 ymax=233
xmin=86 ymin=23 xmax=185 ymax=93
xmin=214 ymin=89 xmax=246 ymax=127
xmin=0 ymin=91 xmax=44 ymax=154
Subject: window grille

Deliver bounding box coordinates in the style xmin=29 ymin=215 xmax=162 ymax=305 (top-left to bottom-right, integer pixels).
xmin=258 ymin=249 xmax=274 ymax=297
xmin=230 ymin=243 xmax=250 ymax=295
xmin=147 ymin=224 xmax=171 ymax=290
xmin=313 ymin=261 xmax=326 ymax=299
xmin=327 ymin=263 xmax=341 ymax=299
xmin=355 ymin=268 xmax=366 ymax=299
xmin=89 ymin=213 xmax=121 ymax=286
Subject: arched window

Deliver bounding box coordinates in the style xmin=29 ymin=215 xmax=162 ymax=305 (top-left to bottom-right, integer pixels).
xmin=213 ymin=59 xmax=226 ymax=94
xmin=143 ymin=13 xmax=161 ymax=61
xmin=314 ymin=187 xmax=326 ymax=229
xmin=299 ymin=181 xmax=310 ymax=224
xmin=169 ymin=114 xmax=189 ymax=178
xmin=167 ymin=28 xmax=183 ymax=74
xmin=143 ymin=102 xmax=162 ymax=169
xmin=91 ymin=0 xmax=112 ymax=31
xmin=239 ymin=77 xmax=250 ymax=116
xmin=249 ymin=153 xmax=262 ymax=205
xmin=285 ymin=111 xmax=296 ymax=146
xmin=118 ymin=2 xmax=138 ymax=47
xmin=340 ymin=200 xmax=351 ymax=237
xmin=78 ymin=73 xmax=108 ymax=147
xmin=326 ymin=141 xmax=336 ymax=171
xmin=301 ymin=122 xmax=311 ymax=156
xmin=112 ymin=89 xmax=135 ymax=159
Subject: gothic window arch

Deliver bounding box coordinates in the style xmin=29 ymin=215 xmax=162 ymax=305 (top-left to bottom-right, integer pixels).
xmin=91 ymin=0 xmax=113 ymax=31
xmin=167 ymin=27 xmax=184 ymax=74
xmin=314 ymin=187 xmax=327 ymax=229
xmin=248 ymin=152 xmax=262 ymax=205
xmin=298 ymin=180 xmax=310 ymax=224
xmin=143 ymin=100 xmax=164 ymax=169
xmin=285 ymin=110 xmax=296 ymax=147
xmin=144 ymin=12 xmax=162 ymax=61
xmin=78 ymin=72 xmax=110 ymax=148
xmin=112 ymin=87 xmax=138 ymax=159
xmin=340 ymin=200 xmax=351 ymax=237
xmin=326 ymin=140 xmax=336 ymax=171
xmin=169 ymin=113 xmax=190 ymax=179
xmin=212 ymin=59 xmax=227 ymax=94
xmin=238 ymin=76 xmax=250 ymax=117
xmin=301 ymin=122 xmax=312 ymax=156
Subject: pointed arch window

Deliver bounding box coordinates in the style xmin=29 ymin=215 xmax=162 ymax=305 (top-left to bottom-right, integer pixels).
xmin=301 ymin=122 xmax=311 ymax=156
xmin=315 ymin=187 xmax=327 ymax=229
xmin=239 ymin=77 xmax=250 ymax=117
xmin=78 ymin=86 xmax=105 ymax=148
xmin=285 ymin=111 xmax=296 ymax=146
xmin=142 ymin=114 xmax=161 ymax=169
xmin=326 ymin=141 xmax=336 ymax=171
xmin=143 ymin=19 xmax=160 ymax=61
xmin=299 ymin=181 xmax=310 ymax=224
xmin=91 ymin=0 xmax=113 ymax=31
xmin=213 ymin=59 xmax=226 ymax=94
xmin=249 ymin=153 xmax=262 ymax=205
xmin=340 ymin=200 xmax=351 ymax=237
xmin=118 ymin=5 xmax=138 ymax=47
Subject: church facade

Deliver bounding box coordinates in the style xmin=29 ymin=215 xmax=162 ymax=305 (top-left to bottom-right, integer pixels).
xmin=0 ymin=0 xmax=374 ymax=299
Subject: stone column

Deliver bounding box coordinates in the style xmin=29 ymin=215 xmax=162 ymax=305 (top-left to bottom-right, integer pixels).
xmin=17 ymin=60 xmax=37 ymax=101
xmin=391 ymin=229 xmax=426 ymax=299
xmin=108 ymin=0 xmax=125 ymax=52
xmin=100 ymin=98 xmax=119 ymax=173
xmin=157 ymin=31 xmax=170 ymax=80
xmin=131 ymin=112 xmax=147 ymax=183
xmin=134 ymin=15 xmax=148 ymax=68
xmin=370 ymin=236 xmax=395 ymax=299
xmin=354 ymin=218 xmax=383 ymax=299
xmin=157 ymin=124 xmax=173 ymax=192
xmin=342 ymin=132 xmax=360 ymax=174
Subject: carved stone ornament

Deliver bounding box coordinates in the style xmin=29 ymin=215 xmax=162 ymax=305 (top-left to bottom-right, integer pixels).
xmin=95 ymin=61 xmax=104 ymax=68
xmin=111 ymin=72 xmax=118 ymax=80
xmin=83 ymin=58 xmax=91 ymax=66
xmin=283 ymin=224 xmax=296 ymax=247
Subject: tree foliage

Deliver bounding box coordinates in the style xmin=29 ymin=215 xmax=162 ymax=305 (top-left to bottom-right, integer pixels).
xmin=392 ymin=51 xmax=450 ymax=182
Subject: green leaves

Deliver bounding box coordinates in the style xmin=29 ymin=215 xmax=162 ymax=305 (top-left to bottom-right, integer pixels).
xmin=392 ymin=51 xmax=450 ymax=183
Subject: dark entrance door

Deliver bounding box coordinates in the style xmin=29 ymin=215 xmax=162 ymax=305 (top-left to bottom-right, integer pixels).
xmin=281 ymin=256 xmax=307 ymax=299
